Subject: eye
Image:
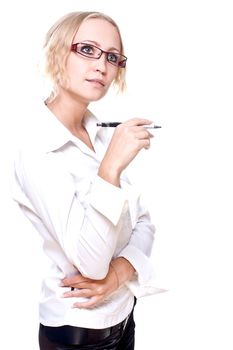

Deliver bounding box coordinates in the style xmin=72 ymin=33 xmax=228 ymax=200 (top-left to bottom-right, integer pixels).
xmin=107 ymin=52 xmax=118 ymax=63
xmin=79 ymin=44 xmax=95 ymax=56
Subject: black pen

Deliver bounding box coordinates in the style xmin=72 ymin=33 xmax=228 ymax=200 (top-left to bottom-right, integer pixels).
xmin=96 ymin=122 xmax=161 ymax=129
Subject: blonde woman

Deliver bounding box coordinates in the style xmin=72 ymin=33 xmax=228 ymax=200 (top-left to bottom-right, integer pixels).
xmin=13 ymin=11 xmax=158 ymax=350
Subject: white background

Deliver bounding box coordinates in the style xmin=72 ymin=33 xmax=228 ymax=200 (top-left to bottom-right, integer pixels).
xmin=0 ymin=0 xmax=233 ymax=349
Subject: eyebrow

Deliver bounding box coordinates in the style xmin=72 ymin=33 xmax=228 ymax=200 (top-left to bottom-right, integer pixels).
xmin=80 ymin=40 xmax=121 ymax=53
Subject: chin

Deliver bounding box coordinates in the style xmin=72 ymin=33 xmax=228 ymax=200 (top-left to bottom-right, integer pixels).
xmin=64 ymin=87 xmax=107 ymax=103
xmin=88 ymin=90 xmax=108 ymax=102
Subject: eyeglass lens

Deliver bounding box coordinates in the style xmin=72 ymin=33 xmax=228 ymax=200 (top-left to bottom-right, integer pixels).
xmin=71 ymin=43 xmax=127 ymax=68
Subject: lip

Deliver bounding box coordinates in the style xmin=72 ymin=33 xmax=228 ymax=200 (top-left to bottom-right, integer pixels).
xmin=86 ymin=79 xmax=105 ymax=87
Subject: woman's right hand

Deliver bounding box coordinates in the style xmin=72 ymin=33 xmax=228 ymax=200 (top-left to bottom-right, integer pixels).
xmin=98 ymin=118 xmax=154 ymax=186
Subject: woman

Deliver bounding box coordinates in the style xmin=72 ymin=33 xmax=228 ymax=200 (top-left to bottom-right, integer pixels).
xmin=13 ymin=11 xmax=158 ymax=350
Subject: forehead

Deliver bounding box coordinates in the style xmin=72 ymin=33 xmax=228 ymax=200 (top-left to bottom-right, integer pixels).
xmin=73 ymin=18 xmax=121 ymax=51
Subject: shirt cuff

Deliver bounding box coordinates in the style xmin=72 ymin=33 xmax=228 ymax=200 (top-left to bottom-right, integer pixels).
xmin=119 ymin=244 xmax=166 ymax=297
xmin=89 ymin=176 xmax=128 ymax=226
xmin=125 ymin=276 xmax=167 ymax=298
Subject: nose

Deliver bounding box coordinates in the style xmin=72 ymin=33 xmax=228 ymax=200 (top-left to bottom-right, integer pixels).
xmin=93 ymin=53 xmax=107 ymax=73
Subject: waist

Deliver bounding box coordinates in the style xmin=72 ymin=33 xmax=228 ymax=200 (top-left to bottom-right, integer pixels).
xmin=39 ymin=285 xmax=135 ymax=329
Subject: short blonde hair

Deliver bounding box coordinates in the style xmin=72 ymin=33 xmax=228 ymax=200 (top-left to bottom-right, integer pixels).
xmin=42 ymin=11 xmax=126 ymax=101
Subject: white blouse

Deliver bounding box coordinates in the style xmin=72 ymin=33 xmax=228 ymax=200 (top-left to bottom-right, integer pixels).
xmin=12 ymin=102 xmax=160 ymax=329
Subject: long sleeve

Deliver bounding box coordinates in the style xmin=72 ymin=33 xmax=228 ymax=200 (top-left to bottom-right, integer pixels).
xmin=11 ymin=104 xmax=162 ymax=329
xmin=13 ymin=150 xmax=134 ymax=280
xmin=116 ymin=180 xmax=163 ymax=297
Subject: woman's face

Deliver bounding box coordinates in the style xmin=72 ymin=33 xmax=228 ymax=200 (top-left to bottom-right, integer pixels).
xmin=63 ymin=18 xmax=122 ymax=103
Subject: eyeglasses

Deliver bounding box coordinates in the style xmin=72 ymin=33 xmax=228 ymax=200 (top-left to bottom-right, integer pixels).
xmin=71 ymin=42 xmax=127 ymax=68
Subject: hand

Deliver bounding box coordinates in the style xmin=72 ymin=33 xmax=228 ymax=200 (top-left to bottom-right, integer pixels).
xmin=61 ymin=258 xmax=135 ymax=309
xmin=98 ymin=118 xmax=154 ymax=186
xmin=61 ymin=265 xmax=118 ymax=309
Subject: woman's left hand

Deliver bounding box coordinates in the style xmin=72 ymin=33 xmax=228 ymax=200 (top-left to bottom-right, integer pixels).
xmin=61 ymin=265 xmax=118 ymax=309
xmin=61 ymin=257 xmax=135 ymax=309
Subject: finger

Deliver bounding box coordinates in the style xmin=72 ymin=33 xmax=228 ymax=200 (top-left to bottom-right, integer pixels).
xmin=63 ymin=288 xmax=93 ymax=298
xmin=124 ymin=118 xmax=153 ymax=127
xmin=72 ymin=296 xmax=102 ymax=309
xmin=61 ymin=276 xmax=90 ymax=287
xmin=70 ymin=281 xmax=92 ymax=289
xmin=135 ymin=129 xmax=153 ymax=140
xmin=141 ymin=128 xmax=154 ymax=138
xmin=144 ymin=139 xmax=151 ymax=150
xmin=120 ymin=125 xmax=154 ymax=141
xmin=136 ymin=138 xmax=151 ymax=150
xmin=63 ymin=281 xmax=95 ymax=291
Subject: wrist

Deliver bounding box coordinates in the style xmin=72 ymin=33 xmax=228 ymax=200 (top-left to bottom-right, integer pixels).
xmin=111 ymin=257 xmax=135 ymax=286
xmin=110 ymin=262 xmax=120 ymax=289
xmin=98 ymin=161 xmax=121 ymax=187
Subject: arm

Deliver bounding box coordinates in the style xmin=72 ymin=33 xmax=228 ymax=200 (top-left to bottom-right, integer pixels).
xmin=118 ymin=194 xmax=162 ymax=297
xmin=61 ymin=257 xmax=135 ymax=309
xmin=61 ymin=200 xmax=160 ymax=306
xmin=60 ymin=190 xmax=157 ymax=307
xmin=14 ymin=119 xmax=153 ymax=280
xmin=14 ymin=152 xmax=128 ymax=279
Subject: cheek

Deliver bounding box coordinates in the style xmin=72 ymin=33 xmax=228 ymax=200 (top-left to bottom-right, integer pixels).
xmin=107 ymin=67 xmax=119 ymax=85
xmin=65 ymin=56 xmax=86 ymax=89
xmin=66 ymin=55 xmax=82 ymax=77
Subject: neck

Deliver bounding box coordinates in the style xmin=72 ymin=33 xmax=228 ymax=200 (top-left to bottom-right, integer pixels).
xmin=46 ymin=89 xmax=89 ymax=132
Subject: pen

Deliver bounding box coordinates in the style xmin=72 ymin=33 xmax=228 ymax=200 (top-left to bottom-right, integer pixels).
xmin=96 ymin=122 xmax=161 ymax=129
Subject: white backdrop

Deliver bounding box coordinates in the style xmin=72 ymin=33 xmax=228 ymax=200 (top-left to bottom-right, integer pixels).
xmin=0 ymin=1 xmax=233 ymax=349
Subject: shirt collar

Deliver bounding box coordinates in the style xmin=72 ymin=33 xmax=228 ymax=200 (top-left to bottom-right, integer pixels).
xmin=35 ymin=102 xmax=100 ymax=153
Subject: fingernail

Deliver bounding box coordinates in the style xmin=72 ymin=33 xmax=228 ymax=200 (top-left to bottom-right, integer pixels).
xmin=62 ymin=292 xmax=70 ymax=298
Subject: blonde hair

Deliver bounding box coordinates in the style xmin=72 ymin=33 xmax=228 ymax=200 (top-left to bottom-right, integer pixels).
xmin=42 ymin=11 xmax=126 ymax=101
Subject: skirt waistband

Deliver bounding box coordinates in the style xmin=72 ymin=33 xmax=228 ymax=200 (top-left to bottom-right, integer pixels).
xmin=40 ymin=315 xmax=130 ymax=346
